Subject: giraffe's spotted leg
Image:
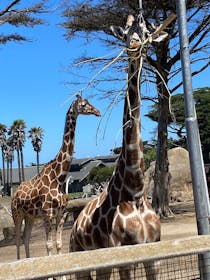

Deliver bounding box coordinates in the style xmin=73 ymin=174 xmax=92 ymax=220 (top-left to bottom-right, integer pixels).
xmin=44 ymin=218 xmax=54 ymax=256
xmin=13 ymin=214 xmax=24 ymax=259
xmin=143 ymin=260 xmax=160 ymax=280
xmin=118 ymin=265 xmax=135 ymax=280
xmin=23 ymin=216 xmax=34 ymax=258
xmin=75 ymin=271 xmax=92 ymax=279
xmin=56 ymin=212 xmax=68 ymax=255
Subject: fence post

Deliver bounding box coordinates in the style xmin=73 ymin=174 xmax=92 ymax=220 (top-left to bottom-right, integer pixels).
xmin=176 ymin=1 xmax=210 ymax=279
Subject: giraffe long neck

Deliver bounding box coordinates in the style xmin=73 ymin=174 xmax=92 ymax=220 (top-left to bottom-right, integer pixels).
xmin=60 ymin=105 xmax=77 ymax=155
xmin=50 ymin=105 xmax=77 ymax=183
xmin=123 ymin=56 xmax=142 ymax=152
xmin=117 ymin=54 xmax=145 ymax=197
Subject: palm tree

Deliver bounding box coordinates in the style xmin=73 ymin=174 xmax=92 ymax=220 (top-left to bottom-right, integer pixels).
xmin=9 ymin=120 xmax=26 ymax=183
xmin=6 ymin=137 xmax=15 ymax=195
xmin=2 ymin=137 xmax=15 ymax=195
xmin=28 ymin=127 xmax=44 ymax=174
xmin=0 ymin=123 xmax=7 ymax=189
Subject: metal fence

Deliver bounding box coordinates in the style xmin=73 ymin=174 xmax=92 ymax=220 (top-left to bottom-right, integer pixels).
xmin=1 ymin=235 xmax=210 ymax=280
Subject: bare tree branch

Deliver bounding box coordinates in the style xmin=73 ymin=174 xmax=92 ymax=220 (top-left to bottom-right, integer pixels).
xmin=0 ymin=1 xmax=47 ymax=44
xmin=171 ymin=60 xmax=210 ymax=93
xmin=0 ymin=0 xmax=20 ymax=17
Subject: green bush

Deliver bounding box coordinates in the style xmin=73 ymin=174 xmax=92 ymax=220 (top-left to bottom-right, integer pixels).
xmin=87 ymin=166 xmax=114 ymax=183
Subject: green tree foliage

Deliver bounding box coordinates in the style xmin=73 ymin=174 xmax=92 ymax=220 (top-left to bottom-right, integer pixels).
xmin=0 ymin=121 xmax=45 ymax=192
xmin=192 ymin=88 xmax=210 ymax=147
xmin=0 ymin=0 xmax=47 ymax=45
xmin=144 ymin=142 xmax=157 ymax=170
xmin=87 ymin=166 xmax=114 ymax=184
xmin=28 ymin=127 xmax=44 ymax=174
xmin=146 ymin=87 xmax=210 ymax=160
xmin=8 ymin=119 xmax=26 ymax=182
xmin=111 ymin=142 xmax=157 ymax=170
xmin=0 ymin=123 xmax=7 ymax=188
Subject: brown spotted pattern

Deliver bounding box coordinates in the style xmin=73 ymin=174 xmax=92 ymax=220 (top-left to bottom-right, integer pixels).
xmin=69 ymin=16 xmax=160 ymax=280
xmin=11 ymin=95 xmax=100 ymax=259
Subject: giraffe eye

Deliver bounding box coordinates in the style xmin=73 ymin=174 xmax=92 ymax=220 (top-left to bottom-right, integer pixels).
xmin=131 ymin=37 xmax=140 ymax=43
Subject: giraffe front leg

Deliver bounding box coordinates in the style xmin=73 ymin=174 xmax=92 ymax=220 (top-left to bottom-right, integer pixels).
xmin=118 ymin=265 xmax=135 ymax=280
xmin=74 ymin=271 xmax=92 ymax=280
xmin=56 ymin=213 xmax=68 ymax=280
xmin=56 ymin=212 xmax=68 ymax=255
xmin=143 ymin=260 xmax=160 ymax=280
xmin=44 ymin=218 xmax=53 ymax=256
xmin=14 ymin=216 xmax=24 ymax=259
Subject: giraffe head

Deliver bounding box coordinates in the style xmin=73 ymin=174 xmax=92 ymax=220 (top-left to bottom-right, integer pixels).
xmin=73 ymin=95 xmax=101 ymax=117
xmin=110 ymin=13 xmax=168 ymax=52
xmin=111 ymin=15 xmax=147 ymax=50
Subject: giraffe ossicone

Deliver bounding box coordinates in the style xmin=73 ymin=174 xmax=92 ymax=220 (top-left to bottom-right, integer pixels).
xmin=11 ymin=94 xmax=100 ymax=259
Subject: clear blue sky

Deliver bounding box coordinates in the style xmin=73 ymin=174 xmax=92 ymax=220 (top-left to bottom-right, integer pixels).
xmin=1 ymin=1 xmax=209 ymax=168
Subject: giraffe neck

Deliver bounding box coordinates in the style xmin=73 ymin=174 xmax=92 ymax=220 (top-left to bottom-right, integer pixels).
xmin=57 ymin=104 xmax=77 ymax=165
xmin=123 ymin=56 xmax=142 ymax=149
xmin=116 ymin=54 xmax=145 ymax=198
xmin=43 ymin=105 xmax=77 ymax=184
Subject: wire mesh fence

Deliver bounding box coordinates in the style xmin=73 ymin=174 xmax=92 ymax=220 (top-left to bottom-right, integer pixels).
xmin=58 ymin=254 xmax=205 ymax=279
xmin=1 ymin=235 xmax=210 ymax=280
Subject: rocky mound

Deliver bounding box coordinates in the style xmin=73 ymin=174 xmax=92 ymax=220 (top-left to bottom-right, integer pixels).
xmin=144 ymin=147 xmax=193 ymax=202
xmin=0 ymin=203 xmax=16 ymax=245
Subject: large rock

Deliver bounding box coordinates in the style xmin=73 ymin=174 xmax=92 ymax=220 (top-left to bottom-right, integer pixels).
xmin=0 ymin=203 xmax=14 ymax=230
xmin=0 ymin=203 xmax=16 ymax=245
xmin=144 ymin=147 xmax=193 ymax=202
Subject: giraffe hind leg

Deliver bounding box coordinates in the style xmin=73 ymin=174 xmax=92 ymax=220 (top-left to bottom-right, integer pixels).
xmin=23 ymin=216 xmax=34 ymax=258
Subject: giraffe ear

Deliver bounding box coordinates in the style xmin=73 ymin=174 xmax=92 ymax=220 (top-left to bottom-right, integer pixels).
xmin=110 ymin=25 xmax=125 ymax=41
xmin=126 ymin=15 xmax=135 ymax=28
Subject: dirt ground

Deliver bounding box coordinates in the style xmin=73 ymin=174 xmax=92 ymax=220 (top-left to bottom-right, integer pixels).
xmin=0 ymin=199 xmax=198 ymax=263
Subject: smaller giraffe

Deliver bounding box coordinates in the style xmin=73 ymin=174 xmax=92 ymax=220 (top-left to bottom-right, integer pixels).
xmin=11 ymin=95 xmax=101 ymax=259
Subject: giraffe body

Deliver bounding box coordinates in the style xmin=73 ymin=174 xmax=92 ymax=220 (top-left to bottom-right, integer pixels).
xmin=11 ymin=95 xmax=100 ymax=259
xmin=71 ymin=189 xmax=160 ymax=251
xmin=69 ymin=14 xmax=164 ymax=280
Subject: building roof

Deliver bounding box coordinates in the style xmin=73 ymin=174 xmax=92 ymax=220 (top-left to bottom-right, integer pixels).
xmin=93 ymin=155 xmax=118 ymax=162
xmin=68 ymin=160 xmax=103 ymax=182
xmin=11 ymin=165 xmax=43 ymax=183
xmin=71 ymin=158 xmax=92 ymax=166
xmin=7 ymin=155 xmax=118 ymax=185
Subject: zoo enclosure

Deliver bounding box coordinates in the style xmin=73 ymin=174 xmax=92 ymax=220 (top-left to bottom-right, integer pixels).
xmin=1 ymin=235 xmax=210 ymax=280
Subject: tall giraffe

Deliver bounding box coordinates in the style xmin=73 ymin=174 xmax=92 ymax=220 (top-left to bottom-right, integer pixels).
xmin=69 ymin=14 xmax=168 ymax=280
xmin=11 ymin=95 xmax=101 ymax=259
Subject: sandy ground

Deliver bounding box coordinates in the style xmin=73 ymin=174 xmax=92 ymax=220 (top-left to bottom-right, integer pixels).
xmin=0 ymin=200 xmax=198 ymax=263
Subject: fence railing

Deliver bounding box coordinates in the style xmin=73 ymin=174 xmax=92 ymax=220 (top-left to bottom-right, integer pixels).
xmin=1 ymin=235 xmax=210 ymax=280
